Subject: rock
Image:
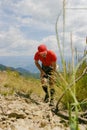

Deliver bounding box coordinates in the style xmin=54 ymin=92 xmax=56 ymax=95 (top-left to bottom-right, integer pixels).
xmin=7 ymin=112 xmax=26 ymax=119
xmin=40 ymin=120 xmax=48 ymax=128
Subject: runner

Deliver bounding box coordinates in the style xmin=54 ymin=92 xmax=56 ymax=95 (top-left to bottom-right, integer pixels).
xmin=34 ymin=44 xmax=57 ymax=106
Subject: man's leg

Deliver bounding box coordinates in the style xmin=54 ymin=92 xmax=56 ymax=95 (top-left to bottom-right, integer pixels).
xmin=49 ymin=75 xmax=55 ymax=106
xmin=41 ymin=77 xmax=49 ymax=103
xmin=50 ymin=88 xmax=55 ymax=106
xmin=42 ymin=85 xmax=49 ymax=102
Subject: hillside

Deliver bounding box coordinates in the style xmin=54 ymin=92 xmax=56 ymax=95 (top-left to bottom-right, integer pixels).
xmin=0 ymin=93 xmax=86 ymax=130
xmin=0 ymin=70 xmax=87 ymax=130
xmin=0 ymin=94 xmax=70 ymax=130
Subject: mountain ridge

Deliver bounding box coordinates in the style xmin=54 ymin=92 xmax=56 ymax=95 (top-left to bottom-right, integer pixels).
xmin=0 ymin=64 xmax=39 ymax=78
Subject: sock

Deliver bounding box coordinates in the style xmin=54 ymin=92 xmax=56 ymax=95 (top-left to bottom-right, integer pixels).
xmin=50 ymin=88 xmax=55 ymax=100
xmin=42 ymin=85 xmax=48 ymax=93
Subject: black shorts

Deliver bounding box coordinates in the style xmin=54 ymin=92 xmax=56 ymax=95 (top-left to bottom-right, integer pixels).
xmin=42 ymin=64 xmax=53 ymax=78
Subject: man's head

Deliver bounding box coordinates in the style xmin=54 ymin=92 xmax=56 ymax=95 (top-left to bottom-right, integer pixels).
xmin=38 ymin=44 xmax=47 ymax=57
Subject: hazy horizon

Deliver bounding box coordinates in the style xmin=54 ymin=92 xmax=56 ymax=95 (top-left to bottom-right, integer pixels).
xmin=0 ymin=54 xmax=82 ymax=73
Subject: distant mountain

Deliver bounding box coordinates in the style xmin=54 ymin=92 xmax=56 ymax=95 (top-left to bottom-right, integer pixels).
xmin=0 ymin=64 xmax=39 ymax=79
xmin=0 ymin=64 xmax=7 ymax=70
xmin=16 ymin=67 xmax=39 ymax=78
xmin=0 ymin=64 xmax=15 ymax=71
xmin=0 ymin=56 xmax=39 ymax=73
xmin=16 ymin=67 xmax=31 ymax=74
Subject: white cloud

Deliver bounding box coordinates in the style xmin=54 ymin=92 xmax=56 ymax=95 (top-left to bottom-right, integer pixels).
xmin=0 ymin=0 xmax=86 ymax=58
xmin=12 ymin=0 xmax=61 ymax=23
xmin=0 ymin=27 xmax=38 ymax=56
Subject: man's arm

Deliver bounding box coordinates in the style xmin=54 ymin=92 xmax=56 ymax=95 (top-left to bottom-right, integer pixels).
xmin=34 ymin=60 xmax=46 ymax=77
xmin=51 ymin=62 xmax=57 ymax=71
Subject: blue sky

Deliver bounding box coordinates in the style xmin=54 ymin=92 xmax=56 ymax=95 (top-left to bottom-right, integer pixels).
xmin=0 ymin=0 xmax=87 ymax=60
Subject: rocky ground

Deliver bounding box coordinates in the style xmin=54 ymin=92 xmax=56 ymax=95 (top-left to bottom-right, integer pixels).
xmin=0 ymin=92 xmax=87 ymax=130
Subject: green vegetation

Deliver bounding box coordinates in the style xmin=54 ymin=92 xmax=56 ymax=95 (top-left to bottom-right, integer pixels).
xmin=55 ymin=44 xmax=87 ymax=130
xmin=55 ymin=1 xmax=87 ymax=129
xmin=56 ymin=0 xmax=87 ymax=130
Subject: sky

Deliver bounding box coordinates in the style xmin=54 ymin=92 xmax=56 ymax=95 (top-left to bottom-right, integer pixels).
xmin=0 ymin=0 xmax=87 ymax=68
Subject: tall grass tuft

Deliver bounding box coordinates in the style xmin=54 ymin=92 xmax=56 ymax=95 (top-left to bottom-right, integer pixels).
xmin=55 ymin=0 xmax=87 ymax=129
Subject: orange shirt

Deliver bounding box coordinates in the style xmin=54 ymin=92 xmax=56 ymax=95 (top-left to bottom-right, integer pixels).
xmin=34 ymin=50 xmax=57 ymax=66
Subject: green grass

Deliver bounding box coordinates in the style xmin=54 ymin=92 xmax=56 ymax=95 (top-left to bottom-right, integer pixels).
xmin=55 ymin=3 xmax=87 ymax=128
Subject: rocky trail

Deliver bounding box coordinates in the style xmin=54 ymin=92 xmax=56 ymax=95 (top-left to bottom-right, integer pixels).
xmin=0 ymin=92 xmax=87 ymax=130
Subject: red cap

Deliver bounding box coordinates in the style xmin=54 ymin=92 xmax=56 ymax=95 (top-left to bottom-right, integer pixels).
xmin=38 ymin=44 xmax=47 ymax=54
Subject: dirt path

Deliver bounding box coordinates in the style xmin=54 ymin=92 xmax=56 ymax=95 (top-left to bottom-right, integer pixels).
xmin=0 ymin=93 xmax=86 ymax=130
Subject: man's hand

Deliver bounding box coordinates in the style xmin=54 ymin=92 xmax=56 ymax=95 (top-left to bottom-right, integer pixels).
xmin=40 ymin=70 xmax=46 ymax=78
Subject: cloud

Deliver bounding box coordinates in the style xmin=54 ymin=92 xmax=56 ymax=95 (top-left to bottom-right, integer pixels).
xmin=12 ymin=0 xmax=61 ymax=23
xmin=0 ymin=0 xmax=86 ymax=58
xmin=0 ymin=27 xmax=38 ymax=56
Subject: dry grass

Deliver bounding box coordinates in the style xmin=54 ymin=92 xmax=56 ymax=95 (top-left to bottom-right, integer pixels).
xmin=0 ymin=70 xmax=43 ymax=96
